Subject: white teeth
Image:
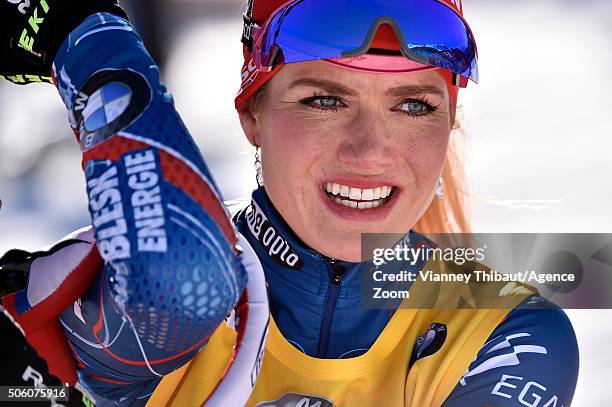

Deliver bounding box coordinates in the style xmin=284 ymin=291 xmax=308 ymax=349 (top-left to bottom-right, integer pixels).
xmin=381 ymin=186 xmax=393 ymax=198
xmin=332 ymin=183 xmax=340 ymax=195
xmin=381 ymin=186 xmax=388 ymax=198
xmin=349 ymin=187 xmax=362 ymax=200
xmin=334 ymin=198 xmax=385 ymax=209
xmin=323 ymin=182 xmax=395 ymax=209
xmin=361 ymin=188 xmax=374 ymax=200
xmin=357 ymin=201 xmax=373 ymax=209
xmin=340 ymin=185 xmax=349 ymax=198
xmin=373 ymin=187 xmax=381 ymax=199
xmin=341 ymin=199 xmax=357 ymax=209
xmin=324 ymin=183 xmax=394 ymax=200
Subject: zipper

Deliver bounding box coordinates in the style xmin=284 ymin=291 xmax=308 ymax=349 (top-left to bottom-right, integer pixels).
xmin=316 ymin=259 xmax=345 ymax=358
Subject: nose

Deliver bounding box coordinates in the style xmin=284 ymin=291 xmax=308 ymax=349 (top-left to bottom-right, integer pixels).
xmin=336 ymin=109 xmax=395 ymax=173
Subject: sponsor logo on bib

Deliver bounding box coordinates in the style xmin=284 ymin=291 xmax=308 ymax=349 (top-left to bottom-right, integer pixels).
xmin=256 ymin=393 xmax=335 ymax=407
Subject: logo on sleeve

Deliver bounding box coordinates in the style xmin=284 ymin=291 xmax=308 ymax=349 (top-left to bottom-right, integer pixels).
xmin=459 ymin=332 xmax=547 ymax=386
xmin=86 ymin=161 xmax=130 ymax=261
xmin=457 ymin=333 xmax=565 ymax=406
xmin=491 ymin=375 xmax=564 ymax=407
xmin=72 ymin=69 xmax=151 ymax=152
xmin=81 ymin=82 xmax=132 ymax=133
xmin=85 ymin=148 xmax=168 ymax=261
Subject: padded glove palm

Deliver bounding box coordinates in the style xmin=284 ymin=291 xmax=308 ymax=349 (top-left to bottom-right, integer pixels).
xmin=1 ymin=227 xmax=102 ymax=385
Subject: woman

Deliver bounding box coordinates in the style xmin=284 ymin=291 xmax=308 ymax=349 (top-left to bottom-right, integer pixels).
xmin=0 ymin=0 xmax=578 ymax=406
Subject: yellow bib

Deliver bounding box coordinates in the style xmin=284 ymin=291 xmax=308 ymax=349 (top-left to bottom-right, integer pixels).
xmin=147 ymin=260 xmax=535 ymax=407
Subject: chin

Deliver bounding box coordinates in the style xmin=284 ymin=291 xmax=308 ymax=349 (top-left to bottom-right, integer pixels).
xmin=313 ymin=215 xmax=418 ymax=261
xmin=311 ymin=230 xmax=368 ymax=262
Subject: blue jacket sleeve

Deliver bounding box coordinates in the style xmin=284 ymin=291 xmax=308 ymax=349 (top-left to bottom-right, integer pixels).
xmin=54 ymin=13 xmax=246 ymax=405
xmin=443 ymin=296 xmax=579 ymax=407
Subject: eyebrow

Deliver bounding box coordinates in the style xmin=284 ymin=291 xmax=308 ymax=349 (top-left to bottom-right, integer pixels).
xmin=385 ymin=84 xmax=446 ymax=98
xmin=288 ymin=78 xmax=358 ymax=96
xmin=288 ymin=78 xmax=446 ymax=98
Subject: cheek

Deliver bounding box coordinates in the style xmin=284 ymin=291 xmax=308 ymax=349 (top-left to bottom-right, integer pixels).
xmin=259 ymin=113 xmax=331 ymax=196
xmin=262 ymin=111 xmax=335 ymax=166
xmin=394 ymin=123 xmax=451 ymax=191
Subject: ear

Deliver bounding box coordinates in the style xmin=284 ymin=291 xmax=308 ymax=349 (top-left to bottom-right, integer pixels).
xmin=237 ymin=104 xmax=261 ymax=147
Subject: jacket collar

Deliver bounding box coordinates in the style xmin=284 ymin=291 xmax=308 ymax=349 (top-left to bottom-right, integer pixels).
xmin=235 ymin=187 xmax=425 ymax=299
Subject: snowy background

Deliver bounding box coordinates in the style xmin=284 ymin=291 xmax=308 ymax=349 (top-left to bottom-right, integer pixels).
xmin=0 ymin=0 xmax=610 ymax=403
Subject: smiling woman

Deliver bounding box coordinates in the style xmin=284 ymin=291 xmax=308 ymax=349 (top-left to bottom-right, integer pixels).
xmin=0 ymin=0 xmax=578 ymax=406
xmin=243 ymin=70 xmax=471 ymax=242
xmin=239 ymin=63 xmax=455 ymax=261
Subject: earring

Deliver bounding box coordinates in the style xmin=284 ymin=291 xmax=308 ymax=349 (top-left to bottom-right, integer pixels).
xmin=435 ymin=178 xmax=444 ymax=199
xmin=254 ymin=147 xmax=264 ymax=187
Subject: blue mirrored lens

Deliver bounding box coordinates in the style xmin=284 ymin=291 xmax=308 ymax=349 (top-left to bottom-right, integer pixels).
xmin=259 ymin=0 xmax=478 ymax=82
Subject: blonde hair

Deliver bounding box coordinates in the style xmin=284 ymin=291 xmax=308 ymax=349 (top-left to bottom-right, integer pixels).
xmin=413 ymin=126 xmax=471 ymax=234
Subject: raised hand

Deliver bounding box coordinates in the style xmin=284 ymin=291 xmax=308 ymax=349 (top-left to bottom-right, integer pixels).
xmin=0 ymin=0 xmax=126 ymax=84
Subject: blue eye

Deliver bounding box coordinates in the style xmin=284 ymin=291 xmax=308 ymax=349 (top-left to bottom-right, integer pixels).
xmin=395 ymin=98 xmax=438 ymax=117
xmin=313 ymin=96 xmax=339 ymax=108
xmin=399 ymin=100 xmax=428 ymax=114
xmin=301 ymin=95 xmax=344 ymax=112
